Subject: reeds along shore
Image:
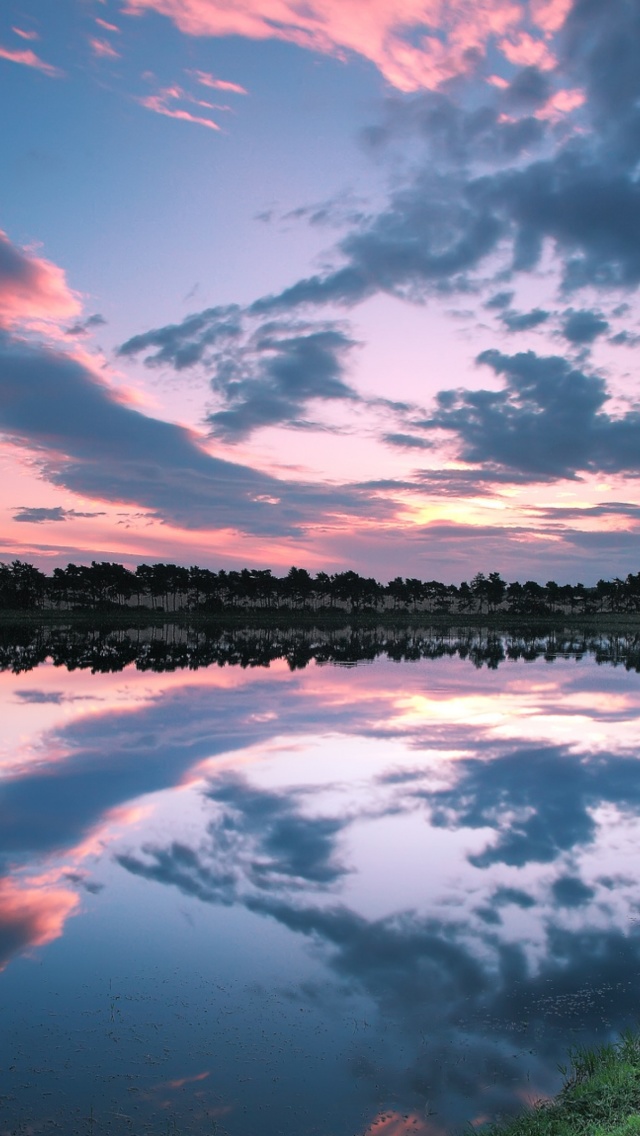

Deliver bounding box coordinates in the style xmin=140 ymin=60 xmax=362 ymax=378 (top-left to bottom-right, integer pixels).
xmin=3 ymin=560 xmax=640 ymax=617
xmin=484 ymin=1033 xmax=640 ymax=1136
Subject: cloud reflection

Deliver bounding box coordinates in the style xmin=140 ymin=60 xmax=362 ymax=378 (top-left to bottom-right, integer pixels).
xmin=0 ymin=878 xmax=79 ymax=971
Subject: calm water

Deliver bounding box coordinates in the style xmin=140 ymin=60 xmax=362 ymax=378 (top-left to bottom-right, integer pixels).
xmin=2 ymin=625 xmax=640 ymax=1136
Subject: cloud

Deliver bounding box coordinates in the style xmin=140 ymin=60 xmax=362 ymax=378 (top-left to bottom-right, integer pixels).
xmin=561 ymin=308 xmax=609 ymax=344
xmin=414 ymin=743 xmax=640 ymax=868
xmin=382 ymin=432 xmax=433 ymax=450
xmin=609 ymin=329 xmax=640 ymax=347
xmin=15 ymin=690 xmax=66 ymax=704
xmin=0 ymin=332 xmax=387 ymax=535
xmin=12 ymin=27 xmax=39 ymax=41
xmin=119 ymin=0 xmax=640 ymax=382
xmin=118 ymin=304 xmax=243 ymax=368
xmin=65 ymin=313 xmax=107 ymax=337
xmin=503 ymin=64 xmax=552 ymax=109
xmin=138 ymin=85 xmax=224 ymax=130
xmin=206 ymin=322 xmax=359 ymax=440
xmin=88 ymin=36 xmax=121 ymax=59
xmin=0 ymin=676 xmax=377 ymax=862
xmin=189 ymin=69 xmax=248 ymax=94
xmin=500 ymin=307 xmax=550 ymax=332
xmin=0 ymin=43 xmax=62 ymax=78
xmin=204 ymin=771 xmax=349 ymax=888
xmin=12 ymin=506 xmax=106 ymax=523
xmin=249 ymin=164 xmax=507 ymax=314
xmin=0 ymin=878 xmax=79 ymax=971
xmin=485 ymin=291 xmax=514 ymax=309
xmin=491 ymin=886 xmax=536 ymax=908
xmin=551 ymin=875 xmax=595 ymax=907
xmin=423 ymin=348 xmax=640 ymax=478
xmin=0 ymin=230 xmax=80 ymax=328
xmin=122 ymin=0 xmax=570 ymax=93
xmin=120 ymin=311 xmax=360 ymax=440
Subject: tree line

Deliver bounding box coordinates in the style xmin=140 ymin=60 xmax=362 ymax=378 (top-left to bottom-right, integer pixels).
xmin=2 ymin=559 xmax=640 ymax=615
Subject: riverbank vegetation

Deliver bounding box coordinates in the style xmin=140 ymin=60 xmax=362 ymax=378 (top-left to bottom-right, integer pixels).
xmin=484 ymin=1033 xmax=640 ymax=1136
xmin=4 ymin=559 xmax=640 ymax=617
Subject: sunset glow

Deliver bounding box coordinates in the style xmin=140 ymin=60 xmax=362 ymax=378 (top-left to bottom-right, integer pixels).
xmin=0 ymin=0 xmax=639 ymax=583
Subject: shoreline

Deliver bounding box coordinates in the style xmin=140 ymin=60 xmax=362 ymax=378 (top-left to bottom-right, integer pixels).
xmin=3 ymin=608 xmax=640 ymax=631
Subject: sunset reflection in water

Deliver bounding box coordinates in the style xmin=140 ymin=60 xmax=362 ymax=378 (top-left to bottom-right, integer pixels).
xmin=1 ymin=633 xmax=640 ymax=1135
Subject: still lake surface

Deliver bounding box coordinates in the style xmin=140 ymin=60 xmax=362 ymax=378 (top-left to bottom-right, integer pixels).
xmin=2 ymin=624 xmax=640 ymax=1136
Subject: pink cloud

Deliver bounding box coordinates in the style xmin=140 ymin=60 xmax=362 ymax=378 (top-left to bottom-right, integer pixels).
xmin=530 ymin=0 xmax=572 ymax=34
xmin=190 ymin=68 xmax=248 ymax=94
xmin=12 ymin=26 xmax=39 ymax=41
xmin=139 ymin=85 xmax=223 ymax=129
xmin=535 ymin=85 xmax=586 ymax=120
xmin=122 ymin=0 xmax=571 ymax=91
xmin=0 ymin=230 xmax=81 ymax=329
xmin=88 ymin=36 xmax=121 ymax=59
xmin=499 ymin=30 xmax=555 ymax=68
xmin=0 ymin=43 xmax=62 ymax=78
xmin=0 ymin=878 xmax=79 ymax=971
xmin=95 ymin=17 xmax=121 ymax=32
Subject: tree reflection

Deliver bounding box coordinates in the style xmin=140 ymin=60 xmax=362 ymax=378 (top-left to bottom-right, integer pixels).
xmin=2 ymin=622 xmax=640 ymax=674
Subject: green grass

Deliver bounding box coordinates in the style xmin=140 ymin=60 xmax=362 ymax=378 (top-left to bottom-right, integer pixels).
xmin=482 ymin=1033 xmax=640 ymax=1136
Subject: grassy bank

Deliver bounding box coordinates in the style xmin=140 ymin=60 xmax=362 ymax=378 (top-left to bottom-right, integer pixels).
xmin=3 ymin=607 xmax=640 ymax=631
xmin=484 ymin=1034 xmax=640 ymax=1135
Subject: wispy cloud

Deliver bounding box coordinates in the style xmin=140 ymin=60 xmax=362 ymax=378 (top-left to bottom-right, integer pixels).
xmin=0 ymin=43 xmax=62 ymax=78
xmin=11 ymin=27 xmax=39 ymax=41
xmin=189 ymin=68 xmax=248 ymax=95
xmin=95 ymin=18 xmax=121 ymax=33
xmin=88 ymin=36 xmax=121 ymax=60
xmin=138 ymin=85 xmax=224 ymax=130
xmin=12 ymin=506 xmax=106 ymax=524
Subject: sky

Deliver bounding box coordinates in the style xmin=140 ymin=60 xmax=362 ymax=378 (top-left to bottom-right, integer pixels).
xmin=2 ymin=0 xmax=640 ymax=583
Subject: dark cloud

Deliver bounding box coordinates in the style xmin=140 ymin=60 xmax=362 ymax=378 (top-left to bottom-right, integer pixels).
xmin=382 ymin=432 xmax=432 ymax=450
xmin=64 ymin=313 xmax=106 ymax=337
xmin=119 ymin=773 xmax=349 ymax=905
xmin=204 ymin=772 xmax=349 ymax=888
xmin=117 ymin=304 xmax=242 ymax=370
xmin=414 ymin=744 xmax=640 ymax=869
xmin=609 ymin=329 xmax=640 ymax=346
xmin=0 ymin=333 xmax=389 ymax=535
xmin=118 ymin=840 xmax=237 ymax=905
xmin=14 ymin=690 xmax=65 ymax=704
xmin=500 ymin=308 xmax=550 ymax=332
xmin=249 ymin=165 xmax=506 ymax=314
xmin=120 ymin=311 xmax=359 ymax=440
xmin=503 ymin=67 xmax=552 ymax=111
xmin=562 ymin=0 xmax=640 ymax=163
xmin=12 ymin=506 xmax=105 ymax=523
xmin=551 ymin=875 xmax=596 ymax=908
xmin=424 ymin=348 xmax=640 ymax=478
xmin=527 ymin=500 xmax=640 ymax=521
xmin=205 ymin=321 xmax=358 ymax=441
xmin=485 ymin=291 xmax=514 ymax=310
xmin=491 ymin=886 xmax=536 ymax=909
xmin=561 ymin=309 xmax=609 ymax=344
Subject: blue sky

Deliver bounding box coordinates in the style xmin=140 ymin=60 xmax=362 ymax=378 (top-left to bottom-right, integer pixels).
xmin=2 ymin=0 xmax=640 ymax=582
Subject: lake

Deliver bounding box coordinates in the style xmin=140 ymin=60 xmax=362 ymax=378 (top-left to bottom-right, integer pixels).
xmin=1 ymin=623 xmax=640 ymax=1136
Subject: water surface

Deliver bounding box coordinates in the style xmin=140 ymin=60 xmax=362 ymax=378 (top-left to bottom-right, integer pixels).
xmin=1 ymin=625 xmax=640 ymax=1135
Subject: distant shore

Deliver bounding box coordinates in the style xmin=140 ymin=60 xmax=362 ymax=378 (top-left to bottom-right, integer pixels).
xmin=4 ymin=607 xmax=640 ymax=630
